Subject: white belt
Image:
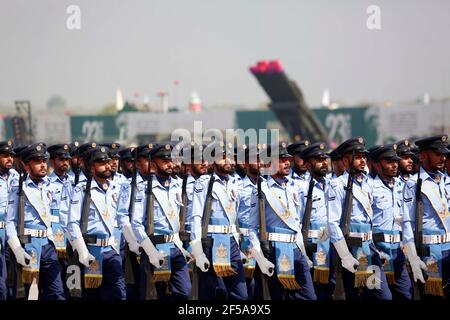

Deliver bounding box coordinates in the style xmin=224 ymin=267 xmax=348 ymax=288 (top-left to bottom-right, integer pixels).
xmin=239 ymin=228 xmax=250 ymax=237
xmin=308 ymin=230 xmax=320 ymax=239
xmin=89 ymin=236 xmax=116 ymax=247
xmin=51 ymin=215 xmax=60 ymax=224
xmin=381 ymin=234 xmax=401 ymax=243
xmin=267 ymin=232 xmax=297 ymax=243
xmin=207 ymin=225 xmax=237 ymax=234
xmin=0 ymin=221 xmax=5 ymax=228
xmin=423 ymin=233 xmax=450 ymax=245
xmin=24 ymin=228 xmax=48 ymax=238
xmin=349 ymin=231 xmax=373 ymax=241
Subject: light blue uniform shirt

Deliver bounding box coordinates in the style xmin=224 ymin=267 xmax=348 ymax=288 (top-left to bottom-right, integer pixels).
xmin=184 ymin=174 xmax=197 ymax=231
xmin=298 ymin=176 xmax=328 ymax=228
xmin=237 ymin=175 xmax=257 ymax=227
xmin=402 ymin=167 xmax=450 ymax=244
xmin=190 ymin=173 xmax=241 ymax=241
xmin=131 ymin=176 xmax=183 ymax=244
xmin=326 ymin=172 xmax=373 ymax=244
xmin=0 ymin=169 xmax=19 ymax=217
xmin=6 ymin=176 xmax=54 ymax=240
xmin=248 ymin=176 xmax=304 ymax=250
xmin=371 ymin=175 xmax=403 ymax=232
xmin=116 ymin=174 xmax=143 ymax=231
xmin=67 ymin=179 xmax=121 ymax=252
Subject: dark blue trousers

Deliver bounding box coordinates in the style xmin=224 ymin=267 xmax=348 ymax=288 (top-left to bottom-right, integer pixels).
xmin=139 ymin=246 xmax=191 ymax=300
xmin=24 ymin=243 xmax=65 ymax=300
xmin=0 ymin=248 xmax=7 ymax=300
xmin=267 ymin=247 xmax=317 ymax=300
xmin=198 ymin=237 xmax=248 ymax=300
xmin=388 ymin=248 xmax=413 ymax=300
xmin=120 ymin=237 xmax=141 ymax=300
xmin=443 ymin=249 xmax=450 ymax=300
xmin=84 ymin=249 xmax=126 ymax=300
xmin=341 ymin=243 xmax=392 ymax=300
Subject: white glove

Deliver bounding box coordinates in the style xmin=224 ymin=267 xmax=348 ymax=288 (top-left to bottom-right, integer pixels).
xmin=140 ymin=237 xmax=165 ymax=268
xmin=180 ymin=247 xmax=194 ymax=264
xmin=122 ymin=224 xmax=140 ymax=255
xmin=334 ymin=239 xmax=359 ymax=273
xmin=404 ymin=241 xmax=427 ymax=283
xmin=240 ymin=251 xmax=249 ymax=265
xmin=250 ymin=246 xmax=274 ymax=277
xmin=190 ymin=239 xmax=210 ymax=272
xmin=318 ymin=227 xmax=329 ymax=242
xmin=72 ymin=237 xmax=95 ymax=268
xmin=378 ymin=250 xmax=390 ymax=264
xmin=8 ymin=236 xmax=32 ymax=267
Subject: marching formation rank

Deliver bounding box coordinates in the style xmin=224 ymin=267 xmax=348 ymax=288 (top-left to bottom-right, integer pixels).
xmin=0 ymin=133 xmax=449 ymax=300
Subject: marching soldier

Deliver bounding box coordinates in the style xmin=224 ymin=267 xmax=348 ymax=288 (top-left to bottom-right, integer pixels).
xmin=367 ymin=145 xmax=382 ymax=179
xmin=100 ymin=143 xmax=127 ymax=186
xmin=402 ymin=135 xmax=450 ymax=299
xmin=131 ymin=143 xmax=191 ymax=300
xmin=67 ymin=141 xmax=80 ymax=185
xmin=237 ymin=144 xmax=264 ymax=299
xmin=287 ymin=141 xmax=310 ymax=184
xmin=118 ymin=147 xmax=135 ymax=179
xmin=370 ymin=144 xmax=413 ymax=300
xmin=396 ymin=139 xmax=417 ymax=185
xmin=47 ymin=144 xmax=73 ymax=298
xmin=189 ymin=142 xmax=248 ymax=300
xmin=116 ymin=144 xmax=154 ymax=299
xmin=6 ymin=143 xmax=66 ymax=300
xmin=327 ymin=146 xmax=346 ymax=179
xmin=67 ymin=146 xmax=126 ymax=300
xmin=248 ymin=142 xmax=317 ymax=300
xmin=0 ymin=140 xmax=19 ymax=300
xmin=326 ymin=137 xmax=392 ymax=300
xmin=298 ymin=142 xmax=333 ymax=300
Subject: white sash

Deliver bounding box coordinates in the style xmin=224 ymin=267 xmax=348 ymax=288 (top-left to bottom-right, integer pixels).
xmin=213 ymin=182 xmax=237 ymax=226
xmin=260 ymin=182 xmax=300 ymax=233
xmin=23 ymin=187 xmax=52 ymax=227
xmin=152 ymin=187 xmax=180 ymax=233
xmin=352 ymin=183 xmax=373 ymax=219
xmin=421 ymin=179 xmax=450 ymax=233
xmin=90 ymin=189 xmax=114 ymax=236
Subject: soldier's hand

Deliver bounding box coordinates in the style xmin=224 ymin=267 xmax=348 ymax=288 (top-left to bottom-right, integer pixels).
xmin=195 ymin=254 xmax=210 ymax=272
xmin=79 ymin=253 xmax=95 ymax=268
xmin=240 ymin=251 xmax=249 ymax=266
xmin=128 ymin=240 xmax=141 ymax=255
xmin=341 ymin=255 xmax=359 ymax=273
xmin=318 ymin=227 xmax=329 ymax=242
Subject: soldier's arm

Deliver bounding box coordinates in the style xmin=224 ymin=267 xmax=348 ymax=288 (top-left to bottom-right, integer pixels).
xmin=5 ymin=186 xmax=19 ymax=239
xmin=116 ymin=182 xmax=132 ymax=229
xmin=401 ymin=180 xmax=416 ymax=244
xmin=248 ymin=188 xmax=261 ymax=250
xmin=326 ymin=180 xmax=345 ymax=243
xmin=130 ymin=186 xmax=148 ymax=244
xmin=58 ymin=182 xmax=72 ymax=234
xmin=66 ymin=186 xmax=84 ymax=240
xmin=190 ymin=176 xmax=208 ymax=241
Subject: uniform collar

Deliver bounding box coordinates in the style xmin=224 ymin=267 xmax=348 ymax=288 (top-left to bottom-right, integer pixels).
xmin=152 ymin=175 xmax=176 ymax=190
xmin=25 ymin=175 xmax=49 ymax=188
xmin=242 ymin=175 xmax=257 ymax=187
xmin=213 ymin=172 xmax=229 ymax=185
xmin=419 ymin=166 xmax=444 ymax=184
xmin=187 ymin=174 xmax=197 ymax=184
xmin=49 ymin=171 xmax=68 ymax=183
xmin=268 ymin=175 xmax=289 ymax=188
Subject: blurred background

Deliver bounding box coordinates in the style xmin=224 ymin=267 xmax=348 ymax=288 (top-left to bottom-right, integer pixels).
xmin=0 ymin=0 xmax=449 ymax=147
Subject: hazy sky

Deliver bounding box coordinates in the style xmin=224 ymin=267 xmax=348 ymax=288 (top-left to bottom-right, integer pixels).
xmin=1 ymin=0 xmax=450 ymax=111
